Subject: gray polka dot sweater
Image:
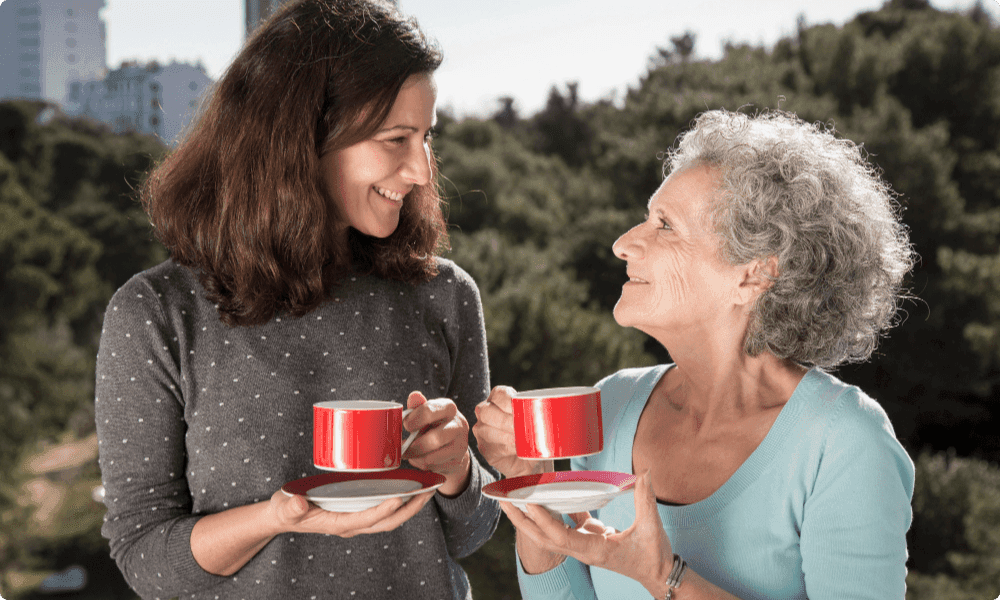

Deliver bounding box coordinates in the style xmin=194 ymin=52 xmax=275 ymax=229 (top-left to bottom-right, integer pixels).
xmin=95 ymin=258 xmax=500 ymax=600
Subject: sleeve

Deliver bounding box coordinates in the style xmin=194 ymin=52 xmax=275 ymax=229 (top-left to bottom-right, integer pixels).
xmin=800 ymin=392 xmax=915 ymax=600
xmin=95 ymin=277 xmax=227 ymax=599
xmin=515 ymin=542 xmax=598 ymax=600
xmin=430 ymin=264 xmax=502 ymax=559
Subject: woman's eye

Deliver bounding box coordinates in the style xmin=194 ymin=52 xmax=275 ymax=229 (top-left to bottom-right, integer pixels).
xmin=424 ymin=128 xmax=438 ymax=143
xmin=644 ymin=213 xmax=670 ymax=230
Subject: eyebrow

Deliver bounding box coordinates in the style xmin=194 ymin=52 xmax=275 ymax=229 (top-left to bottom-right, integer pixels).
xmin=377 ymin=125 xmax=419 ymax=134
xmin=647 ymin=200 xmax=685 ymax=228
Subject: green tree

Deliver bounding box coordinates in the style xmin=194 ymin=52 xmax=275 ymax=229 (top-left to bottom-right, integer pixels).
xmin=906 ymin=452 xmax=1000 ymax=599
xmin=0 ymin=101 xmax=165 ymax=598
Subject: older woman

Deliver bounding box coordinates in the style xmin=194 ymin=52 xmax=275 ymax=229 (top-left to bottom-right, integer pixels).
xmin=474 ymin=109 xmax=915 ymax=600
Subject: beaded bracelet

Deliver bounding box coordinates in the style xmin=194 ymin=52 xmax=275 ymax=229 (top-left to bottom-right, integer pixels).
xmin=664 ymin=554 xmax=687 ymax=600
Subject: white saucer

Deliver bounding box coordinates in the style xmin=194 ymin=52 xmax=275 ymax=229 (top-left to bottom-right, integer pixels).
xmin=282 ymin=469 xmax=445 ymax=512
xmin=483 ymin=471 xmax=636 ymax=514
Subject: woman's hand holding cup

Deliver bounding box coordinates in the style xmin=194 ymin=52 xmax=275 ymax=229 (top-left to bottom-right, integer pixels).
xmin=403 ymin=391 xmax=472 ymax=497
xmin=473 ymin=386 xmax=554 ymax=479
xmin=276 ymin=390 xmax=470 ymax=537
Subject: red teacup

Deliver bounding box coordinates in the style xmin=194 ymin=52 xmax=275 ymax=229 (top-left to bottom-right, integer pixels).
xmin=313 ymin=401 xmax=420 ymax=472
xmin=512 ymin=387 xmax=603 ymax=460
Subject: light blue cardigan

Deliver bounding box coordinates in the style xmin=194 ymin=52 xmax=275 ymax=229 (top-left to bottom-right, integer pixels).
xmin=516 ymin=365 xmax=914 ymax=600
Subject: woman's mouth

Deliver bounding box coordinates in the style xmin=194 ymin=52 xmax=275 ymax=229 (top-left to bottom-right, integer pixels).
xmin=374 ymin=186 xmax=405 ymax=203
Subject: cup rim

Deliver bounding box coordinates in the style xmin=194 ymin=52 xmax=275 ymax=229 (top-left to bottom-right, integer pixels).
xmin=513 ymin=386 xmax=599 ymax=399
xmin=313 ymin=400 xmax=403 ymax=410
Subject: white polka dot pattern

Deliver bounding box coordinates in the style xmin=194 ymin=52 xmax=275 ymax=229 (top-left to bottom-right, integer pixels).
xmin=94 ymin=259 xmax=499 ymax=599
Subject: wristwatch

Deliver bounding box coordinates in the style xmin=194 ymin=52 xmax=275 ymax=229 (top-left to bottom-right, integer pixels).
xmin=664 ymin=554 xmax=687 ymax=600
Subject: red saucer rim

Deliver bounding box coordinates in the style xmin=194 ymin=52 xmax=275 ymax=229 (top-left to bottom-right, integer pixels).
xmin=282 ymin=468 xmax=446 ymax=496
xmin=483 ymin=470 xmax=636 ymax=498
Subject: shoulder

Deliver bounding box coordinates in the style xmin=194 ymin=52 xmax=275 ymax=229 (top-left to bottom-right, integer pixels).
xmin=417 ymin=257 xmax=483 ymax=312
xmin=99 ymin=261 xmax=199 ymax=358
xmin=106 ymin=260 xmax=194 ymax=314
xmin=799 ymin=369 xmax=915 ymax=490
xmin=595 ymin=364 xmax=668 ymax=397
xmin=429 ymin=258 xmax=479 ymax=293
xmin=103 ymin=260 xmax=212 ymax=338
xmin=594 ymin=365 xmax=669 ymax=423
xmin=803 ymin=370 xmax=899 ymax=442
xmin=109 ymin=260 xmax=198 ymax=305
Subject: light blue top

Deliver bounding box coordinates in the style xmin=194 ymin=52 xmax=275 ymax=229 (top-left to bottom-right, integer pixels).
xmin=516 ymin=365 xmax=914 ymax=600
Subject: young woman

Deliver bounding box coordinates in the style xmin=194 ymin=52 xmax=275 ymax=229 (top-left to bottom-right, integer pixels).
xmin=95 ymin=2 xmax=499 ymax=598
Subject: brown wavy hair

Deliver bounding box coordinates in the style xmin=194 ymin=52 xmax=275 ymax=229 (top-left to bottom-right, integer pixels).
xmin=139 ymin=0 xmax=446 ymax=327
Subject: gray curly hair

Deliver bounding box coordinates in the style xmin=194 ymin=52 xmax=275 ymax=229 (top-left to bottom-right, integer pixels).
xmin=665 ymin=109 xmax=915 ymax=369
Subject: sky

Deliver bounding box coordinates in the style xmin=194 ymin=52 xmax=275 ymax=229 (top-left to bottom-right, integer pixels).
xmin=100 ymin=0 xmax=999 ymax=118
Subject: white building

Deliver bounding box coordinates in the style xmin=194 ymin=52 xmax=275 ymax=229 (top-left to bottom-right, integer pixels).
xmin=68 ymin=60 xmax=213 ymax=145
xmin=0 ymin=0 xmax=107 ymax=104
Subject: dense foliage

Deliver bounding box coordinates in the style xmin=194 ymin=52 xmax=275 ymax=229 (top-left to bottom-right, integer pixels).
xmin=1 ymin=1 xmax=998 ymax=598
xmin=0 ymin=100 xmax=167 ymax=597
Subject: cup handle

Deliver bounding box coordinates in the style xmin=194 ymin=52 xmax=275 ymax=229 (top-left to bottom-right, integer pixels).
xmin=401 ymin=408 xmax=421 ymax=457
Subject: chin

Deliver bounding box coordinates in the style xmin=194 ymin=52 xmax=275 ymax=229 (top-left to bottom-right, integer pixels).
xmin=614 ymin=301 xmax=661 ymax=332
xmin=361 ymin=221 xmax=400 ymax=239
xmin=612 ymin=303 xmax=633 ymax=327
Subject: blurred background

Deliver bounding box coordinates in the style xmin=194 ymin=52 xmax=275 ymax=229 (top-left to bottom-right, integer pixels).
xmin=2 ymin=0 xmax=1000 ymax=598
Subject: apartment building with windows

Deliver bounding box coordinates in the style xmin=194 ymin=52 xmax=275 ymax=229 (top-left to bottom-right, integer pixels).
xmin=67 ymin=60 xmax=212 ymax=144
xmin=0 ymin=0 xmax=107 ymax=104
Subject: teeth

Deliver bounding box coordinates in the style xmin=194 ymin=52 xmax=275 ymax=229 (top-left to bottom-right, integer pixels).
xmin=629 ymin=277 xmax=648 ymax=283
xmin=374 ymin=186 xmax=404 ymax=202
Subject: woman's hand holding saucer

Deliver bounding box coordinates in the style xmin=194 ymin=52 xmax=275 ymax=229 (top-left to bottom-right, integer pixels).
xmin=500 ymin=470 xmax=674 ymax=596
xmin=268 ymin=487 xmax=435 ymax=538
xmin=403 ymin=391 xmax=472 ymax=497
xmin=473 ymin=386 xmax=554 ymax=479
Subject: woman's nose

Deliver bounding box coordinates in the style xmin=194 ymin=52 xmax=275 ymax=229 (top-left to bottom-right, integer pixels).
xmin=612 ymin=224 xmax=644 ymax=260
xmin=400 ymin=140 xmax=433 ymax=186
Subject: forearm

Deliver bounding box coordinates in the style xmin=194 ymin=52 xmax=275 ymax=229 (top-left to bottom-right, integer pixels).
xmin=647 ymin=564 xmax=743 ymax=600
xmin=190 ymin=501 xmax=282 ymax=576
xmin=433 ymin=453 xmax=501 ymax=558
xmin=515 ymin=527 xmax=567 ymax=575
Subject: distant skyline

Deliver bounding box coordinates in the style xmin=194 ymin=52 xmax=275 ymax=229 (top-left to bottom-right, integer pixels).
xmin=97 ymin=0 xmax=999 ymax=117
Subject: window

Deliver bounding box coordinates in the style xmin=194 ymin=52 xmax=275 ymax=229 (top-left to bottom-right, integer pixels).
xmin=19 ymin=68 xmax=35 ymax=77
xmin=150 ymin=83 xmax=160 ymax=94
xmin=18 ymin=22 xmax=41 ymax=31
xmin=66 ymin=38 xmax=77 ymax=48
xmin=19 ymin=38 xmax=40 ymax=47
xmin=65 ymin=22 xmax=78 ymax=33
xmin=17 ymin=7 xmax=40 ymax=16
xmin=70 ymin=82 xmax=81 ymax=101
xmin=67 ymin=54 xmax=77 ymax=64
xmin=20 ymin=53 xmax=40 ymax=62
xmin=66 ymin=8 xmax=74 ymax=17
xmin=189 ymin=81 xmax=198 ymax=91
xmin=150 ymin=116 xmax=159 ymax=127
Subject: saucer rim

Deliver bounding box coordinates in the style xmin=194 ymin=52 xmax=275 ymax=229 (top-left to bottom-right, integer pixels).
xmin=282 ymin=468 xmax=446 ymax=501
xmin=482 ymin=470 xmax=636 ymax=500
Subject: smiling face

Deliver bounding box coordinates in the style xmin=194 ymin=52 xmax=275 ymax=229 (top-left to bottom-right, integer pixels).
xmin=321 ymin=73 xmax=438 ymax=239
xmin=612 ymin=165 xmax=747 ymax=340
